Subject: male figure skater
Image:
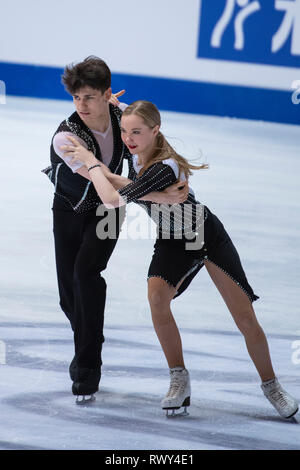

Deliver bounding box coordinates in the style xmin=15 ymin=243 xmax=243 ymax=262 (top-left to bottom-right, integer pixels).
xmin=42 ymin=56 xmax=187 ymax=401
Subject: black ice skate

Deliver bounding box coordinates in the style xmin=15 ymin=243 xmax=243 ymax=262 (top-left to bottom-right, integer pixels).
xmin=69 ymin=355 xmax=77 ymax=382
xmin=72 ymin=367 xmax=101 ymax=405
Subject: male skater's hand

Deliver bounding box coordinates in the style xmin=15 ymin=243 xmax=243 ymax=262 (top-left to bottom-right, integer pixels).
xmin=162 ymin=181 xmax=189 ymax=203
xmin=109 ymin=90 xmax=126 ymax=106
xmin=144 ymin=182 xmax=189 ymax=204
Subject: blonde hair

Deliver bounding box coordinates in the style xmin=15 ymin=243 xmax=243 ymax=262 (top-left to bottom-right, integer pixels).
xmin=122 ymin=100 xmax=209 ymax=179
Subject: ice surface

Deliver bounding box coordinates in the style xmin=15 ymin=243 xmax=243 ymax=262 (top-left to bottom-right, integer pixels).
xmin=0 ymin=96 xmax=299 ymax=450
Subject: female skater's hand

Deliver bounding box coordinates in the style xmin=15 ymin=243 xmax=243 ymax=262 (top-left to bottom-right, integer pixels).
xmin=109 ymin=90 xmax=126 ymax=106
xmin=161 ymin=181 xmax=189 ymax=204
xmin=60 ymin=136 xmax=97 ymax=168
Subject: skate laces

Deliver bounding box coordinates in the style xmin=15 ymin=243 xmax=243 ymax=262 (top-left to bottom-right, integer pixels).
xmin=166 ymin=370 xmax=187 ymax=398
xmin=269 ymin=389 xmax=289 ymax=407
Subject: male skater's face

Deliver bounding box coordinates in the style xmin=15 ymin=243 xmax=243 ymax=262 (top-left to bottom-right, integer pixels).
xmin=72 ymin=86 xmax=112 ymax=127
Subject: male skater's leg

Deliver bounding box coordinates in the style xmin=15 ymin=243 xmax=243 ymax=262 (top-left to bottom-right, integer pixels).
xmin=53 ymin=209 xmax=84 ymax=331
xmin=72 ymin=208 xmax=124 ymax=395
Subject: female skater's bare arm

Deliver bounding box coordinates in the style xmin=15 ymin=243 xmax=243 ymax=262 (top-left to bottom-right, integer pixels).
xmin=75 ymin=156 xmax=188 ymax=204
xmin=61 ymin=137 xmax=181 ymax=208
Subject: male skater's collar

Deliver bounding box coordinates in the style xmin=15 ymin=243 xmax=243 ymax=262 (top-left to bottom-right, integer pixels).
xmin=91 ymin=118 xmax=112 ymax=139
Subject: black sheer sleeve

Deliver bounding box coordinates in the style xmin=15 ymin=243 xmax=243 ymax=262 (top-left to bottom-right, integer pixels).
xmin=117 ymin=163 xmax=178 ymax=203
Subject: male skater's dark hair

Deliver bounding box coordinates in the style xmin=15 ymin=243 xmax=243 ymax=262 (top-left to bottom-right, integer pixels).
xmin=62 ymin=56 xmax=111 ymax=95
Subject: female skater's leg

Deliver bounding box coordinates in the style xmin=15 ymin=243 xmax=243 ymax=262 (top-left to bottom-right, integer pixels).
xmin=204 ymin=259 xmax=298 ymax=418
xmin=204 ymin=259 xmax=275 ymax=381
xmin=147 ymin=277 xmax=190 ymax=413
xmin=147 ymin=277 xmax=184 ymax=368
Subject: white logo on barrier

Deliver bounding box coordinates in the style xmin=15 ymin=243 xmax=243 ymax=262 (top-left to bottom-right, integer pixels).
xmin=0 ymin=340 xmax=6 ymax=364
xmin=211 ymin=0 xmax=261 ymax=50
xmin=0 ymin=80 xmax=6 ymax=104
xmin=291 ymin=340 xmax=300 ymax=365
xmin=291 ymin=79 xmax=300 ymax=103
xmin=210 ymin=0 xmax=300 ymax=55
xmin=272 ymin=0 xmax=300 ymax=55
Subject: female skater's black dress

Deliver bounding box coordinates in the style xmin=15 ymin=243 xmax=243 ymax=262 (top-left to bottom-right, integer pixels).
xmin=118 ymin=156 xmax=259 ymax=303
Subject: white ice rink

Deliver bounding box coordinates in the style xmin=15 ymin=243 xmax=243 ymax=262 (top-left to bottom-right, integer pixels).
xmin=0 ymin=96 xmax=299 ymax=450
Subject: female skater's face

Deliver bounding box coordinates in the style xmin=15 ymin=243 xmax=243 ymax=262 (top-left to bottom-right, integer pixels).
xmin=120 ymin=115 xmax=159 ymax=157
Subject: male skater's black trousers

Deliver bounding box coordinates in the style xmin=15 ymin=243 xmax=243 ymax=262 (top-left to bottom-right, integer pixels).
xmin=52 ymin=204 xmax=124 ymax=370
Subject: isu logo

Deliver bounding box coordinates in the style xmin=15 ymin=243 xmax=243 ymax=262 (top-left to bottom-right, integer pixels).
xmin=291 ymin=80 xmax=300 ymax=104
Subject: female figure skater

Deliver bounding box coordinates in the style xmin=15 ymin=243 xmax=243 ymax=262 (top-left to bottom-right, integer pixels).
xmin=61 ymin=101 xmax=298 ymax=419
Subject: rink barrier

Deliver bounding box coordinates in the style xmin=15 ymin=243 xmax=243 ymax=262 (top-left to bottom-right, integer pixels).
xmin=0 ymin=61 xmax=299 ymax=125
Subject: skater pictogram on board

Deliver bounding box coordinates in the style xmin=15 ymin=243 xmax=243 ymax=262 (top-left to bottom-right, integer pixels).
xmin=272 ymin=0 xmax=300 ymax=55
xmin=197 ymin=0 xmax=300 ymax=67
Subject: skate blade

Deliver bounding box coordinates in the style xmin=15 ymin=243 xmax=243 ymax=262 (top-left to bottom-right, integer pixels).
xmin=289 ymin=416 xmax=298 ymax=424
xmin=75 ymin=394 xmax=96 ymax=406
xmin=163 ymin=397 xmax=190 ymax=418
xmin=165 ymin=406 xmax=189 ymax=418
xmin=286 ymin=407 xmax=298 ymax=422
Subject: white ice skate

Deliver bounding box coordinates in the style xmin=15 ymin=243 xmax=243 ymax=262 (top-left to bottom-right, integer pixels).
xmin=161 ymin=367 xmax=191 ymax=417
xmin=261 ymin=377 xmax=298 ymax=419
